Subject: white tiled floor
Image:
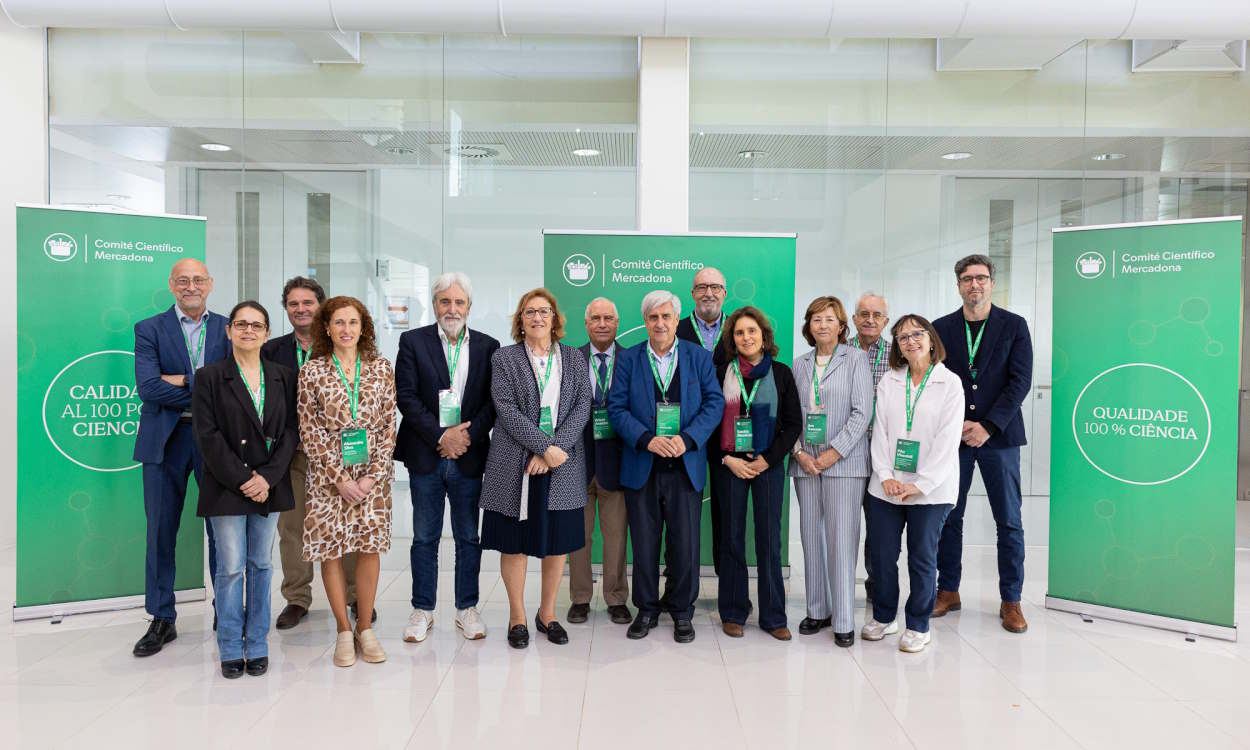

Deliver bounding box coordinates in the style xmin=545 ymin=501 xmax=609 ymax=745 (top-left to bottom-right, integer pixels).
xmin=4 ymin=519 xmax=1250 ymax=749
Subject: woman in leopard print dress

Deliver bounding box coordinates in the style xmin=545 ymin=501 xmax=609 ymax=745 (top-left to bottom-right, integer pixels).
xmin=297 ymin=295 xmax=397 ymax=667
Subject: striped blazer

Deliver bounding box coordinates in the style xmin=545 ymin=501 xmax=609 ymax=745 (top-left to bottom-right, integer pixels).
xmin=788 ymin=344 xmax=874 ymax=479
xmin=480 ymin=342 xmax=592 ymax=518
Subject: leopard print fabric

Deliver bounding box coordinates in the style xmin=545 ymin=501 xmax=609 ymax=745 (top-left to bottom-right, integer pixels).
xmin=297 ymin=354 xmax=397 ymax=562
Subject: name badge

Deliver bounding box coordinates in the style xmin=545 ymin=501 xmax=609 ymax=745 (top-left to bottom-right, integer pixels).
xmin=539 ymin=405 xmax=555 ymax=436
xmin=893 ymin=438 xmax=920 ymax=473
xmin=438 ymin=389 xmax=461 ymax=428
xmin=592 ymin=406 xmax=616 ymax=440
xmin=805 ymin=413 xmax=827 ymax=445
xmin=733 ymin=418 xmax=754 ymax=452
xmin=341 ymin=428 xmax=369 ymax=466
xmin=656 ymin=402 xmax=681 ymax=437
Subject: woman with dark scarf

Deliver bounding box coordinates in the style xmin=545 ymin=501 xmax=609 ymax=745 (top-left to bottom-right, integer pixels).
xmin=710 ymin=306 xmax=802 ymax=640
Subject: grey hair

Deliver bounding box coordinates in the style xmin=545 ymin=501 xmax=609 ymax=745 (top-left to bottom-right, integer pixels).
xmin=431 ymin=272 xmax=473 ymax=303
xmin=584 ymin=296 xmax=619 ymax=320
xmin=855 ymin=291 xmax=887 ymax=313
xmin=641 ymin=290 xmax=682 ymax=319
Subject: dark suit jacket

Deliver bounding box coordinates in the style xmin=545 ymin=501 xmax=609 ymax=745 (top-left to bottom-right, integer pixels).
xmin=581 ymin=341 xmax=624 ymax=491
xmin=933 ymin=305 xmax=1033 ymax=449
xmin=191 ymin=358 xmax=298 ymax=517
xmin=394 ymin=324 xmax=500 ymax=478
xmin=133 ymin=305 xmax=230 ymax=464
xmin=606 ymin=339 xmax=725 ymax=492
xmin=261 ymin=331 xmax=311 ymax=374
xmin=676 ymin=313 xmax=731 ymax=368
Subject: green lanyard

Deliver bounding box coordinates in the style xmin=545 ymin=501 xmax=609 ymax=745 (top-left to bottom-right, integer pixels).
xmin=965 ymin=321 xmax=986 ymax=379
xmin=592 ymin=353 xmax=615 ymax=400
xmin=295 ymin=342 xmax=310 ymax=369
xmin=445 ymin=329 xmax=466 ymax=387
xmin=649 ymin=349 xmax=677 ymax=402
xmin=533 ymin=347 xmax=555 ymax=396
xmin=332 ymin=353 xmax=361 ymax=420
xmin=732 ymin=359 xmax=762 ymax=413
xmin=690 ymin=314 xmax=722 ymax=351
xmin=183 ymin=318 xmax=207 ymax=368
xmin=852 ymin=336 xmax=884 ymax=371
xmin=812 ymin=347 xmax=834 ymax=407
xmin=905 ymin=365 xmax=935 ymax=435
xmin=236 ymin=360 xmax=265 ymax=418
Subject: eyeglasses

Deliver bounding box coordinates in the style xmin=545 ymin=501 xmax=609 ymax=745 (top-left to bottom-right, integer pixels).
xmin=895 ymin=331 xmax=929 ymax=343
xmin=855 ymin=311 xmax=886 ymax=321
xmin=230 ymin=321 xmax=267 ymax=332
xmin=958 ymin=274 xmax=992 ymax=285
xmin=692 ymin=283 xmax=726 ymax=294
xmin=172 ymin=276 xmax=210 ymax=288
xmin=523 ymin=308 xmax=554 ymax=320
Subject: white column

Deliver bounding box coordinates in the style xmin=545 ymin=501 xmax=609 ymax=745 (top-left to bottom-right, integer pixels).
xmin=0 ymin=16 xmax=46 ymax=545
xmin=636 ymin=37 xmax=690 ymax=233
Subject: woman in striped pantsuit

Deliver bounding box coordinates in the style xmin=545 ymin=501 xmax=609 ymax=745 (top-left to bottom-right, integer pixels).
xmin=789 ymin=296 xmax=874 ymax=647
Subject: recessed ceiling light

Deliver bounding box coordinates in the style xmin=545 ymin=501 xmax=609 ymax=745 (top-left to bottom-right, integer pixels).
xmin=1091 ymin=152 xmax=1127 ymax=161
xmin=738 ymin=150 xmax=767 ymax=159
xmin=697 ymin=131 xmax=706 ymax=137
xmin=200 ymin=143 xmax=231 ymax=152
xmin=106 ymin=194 xmax=131 ymax=201
xmin=572 ymin=148 xmax=601 ymax=157
xmin=444 ymin=145 xmax=499 ymax=159
xmin=941 ymin=152 xmax=973 ymax=160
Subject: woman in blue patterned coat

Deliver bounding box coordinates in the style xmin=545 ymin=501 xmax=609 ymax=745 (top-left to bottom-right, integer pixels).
xmin=480 ymin=287 xmax=592 ymax=649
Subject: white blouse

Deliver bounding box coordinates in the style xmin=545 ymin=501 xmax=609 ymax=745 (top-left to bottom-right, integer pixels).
xmin=868 ymin=362 xmax=965 ymax=506
xmin=520 ymin=342 xmax=562 ymax=521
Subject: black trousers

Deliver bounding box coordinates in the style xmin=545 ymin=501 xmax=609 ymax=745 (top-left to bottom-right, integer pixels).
xmin=626 ymin=465 xmax=702 ymax=621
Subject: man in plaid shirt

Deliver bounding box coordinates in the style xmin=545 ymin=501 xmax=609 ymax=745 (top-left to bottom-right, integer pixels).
xmin=850 ymin=292 xmax=890 ymax=605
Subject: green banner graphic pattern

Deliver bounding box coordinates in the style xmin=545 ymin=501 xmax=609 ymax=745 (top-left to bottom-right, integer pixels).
xmin=544 ymin=232 xmax=797 ymax=566
xmin=16 ymin=205 xmax=207 ymax=610
xmin=1049 ymin=217 xmax=1242 ymax=628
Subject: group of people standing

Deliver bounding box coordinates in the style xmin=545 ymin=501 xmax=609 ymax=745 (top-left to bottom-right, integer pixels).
xmin=129 ymin=251 xmax=1032 ymax=678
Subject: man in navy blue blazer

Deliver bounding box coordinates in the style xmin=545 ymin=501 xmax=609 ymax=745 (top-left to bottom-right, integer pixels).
xmin=607 ymin=290 xmax=724 ymax=643
xmin=132 ymin=258 xmax=229 ymax=657
xmin=395 ymin=272 xmax=499 ymax=644
xmin=931 ymin=254 xmax=1034 ymax=634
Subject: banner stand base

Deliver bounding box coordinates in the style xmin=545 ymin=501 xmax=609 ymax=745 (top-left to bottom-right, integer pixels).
xmin=1046 ymin=595 xmax=1237 ymax=642
xmin=12 ymin=587 xmax=207 ymax=623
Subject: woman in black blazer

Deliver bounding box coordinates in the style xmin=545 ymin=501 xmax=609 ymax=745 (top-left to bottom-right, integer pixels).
xmin=193 ymin=301 xmax=298 ymax=679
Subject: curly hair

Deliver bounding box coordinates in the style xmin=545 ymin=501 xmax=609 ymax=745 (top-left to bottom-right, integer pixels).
xmin=310 ymin=296 xmax=379 ymax=361
xmin=510 ymin=288 xmax=567 ymax=343
xmin=722 ymin=305 xmax=780 ymax=359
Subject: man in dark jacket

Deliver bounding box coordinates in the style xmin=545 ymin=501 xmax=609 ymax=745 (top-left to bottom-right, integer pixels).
xmin=931 ymin=254 xmax=1034 ymax=634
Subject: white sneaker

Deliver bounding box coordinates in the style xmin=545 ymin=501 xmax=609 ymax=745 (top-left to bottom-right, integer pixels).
xmin=898 ymin=628 xmax=931 ymax=653
xmin=403 ymin=609 xmax=433 ymax=643
xmin=860 ymin=618 xmax=900 ymax=641
xmin=456 ymin=607 xmax=487 ymax=640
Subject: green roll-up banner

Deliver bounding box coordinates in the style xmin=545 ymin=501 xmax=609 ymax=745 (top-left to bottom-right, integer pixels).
xmin=543 ymin=231 xmax=797 ymax=566
xmin=15 ymin=204 xmax=208 ymax=618
xmin=1048 ymin=216 xmax=1242 ymax=638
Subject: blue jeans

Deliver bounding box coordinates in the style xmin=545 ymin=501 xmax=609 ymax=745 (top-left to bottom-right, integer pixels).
xmin=409 ymin=459 xmax=482 ymax=611
xmin=209 ymin=512 xmax=279 ymax=662
xmin=937 ymin=445 xmax=1025 ymax=602
xmin=865 ymin=496 xmax=951 ymax=633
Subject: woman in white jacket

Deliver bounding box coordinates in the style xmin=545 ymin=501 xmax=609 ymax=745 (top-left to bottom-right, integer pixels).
xmin=863 ymin=314 xmax=965 ymax=653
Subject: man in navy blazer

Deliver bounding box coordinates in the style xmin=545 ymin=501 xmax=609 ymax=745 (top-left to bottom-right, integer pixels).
xmin=566 ymin=298 xmax=631 ymax=626
xmin=931 ymin=254 xmax=1034 ymax=634
xmin=607 ymin=290 xmax=724 ymax=643
xmin=132 ymin=258 xmax=229 ymax=657
xmin=395 ymin=272 xmax=499 ymax=643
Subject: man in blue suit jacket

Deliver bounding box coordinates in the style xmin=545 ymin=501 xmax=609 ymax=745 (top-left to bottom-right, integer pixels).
xmin=132 ymin=258 xmax=230 ymax=657
xmin=607 ymin=291 xmax=724 ymax=644
xmin=931 ymin=254 xmax=1034 ymax=634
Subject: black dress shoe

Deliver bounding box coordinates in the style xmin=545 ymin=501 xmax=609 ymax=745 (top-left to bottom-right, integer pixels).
xmin=133 ymin=619 xmax=177 ymax=657
xmin=607 ymin=605 xmax=633 ymax=625
xmin=275 ymin=604 xmax=308 ymax=630
xmin=627 ymin=613 xmax=658 ymax=640
xmin=349 ymin=603 xmax=378 ymax=624
xmin=245 ymin=657 xmax=269 ymax=676
xmin=834 ymin=631 xmax=855 ymax=648
xmin=799 ymin=616 xmax=832 ymax=635
xmin=673 ymin=619 xmax=696 ymax=643
xmin=535 ymin=615 xmax=569 ymax=645
xmin=507 ymin=624 xmax=530 ymax=649
xmin=220 ymin=659 xmax=245 ymax=679
xmin=566 ymin=603 xmax=590 ymax=624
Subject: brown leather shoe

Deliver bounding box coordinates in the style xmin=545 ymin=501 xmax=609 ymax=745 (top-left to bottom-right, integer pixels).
xmin=722 ymin=622 xmax=744 ymax=638
xmin=931 ymin=590 xmax=961 ymax=618
xmin=767 ymin=627 xmax=792 ymax=641
xmin=275 ymin=604 xmax=307 ymax=630
xmin=1000 ymin=601 xmax=1028 ymax=633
